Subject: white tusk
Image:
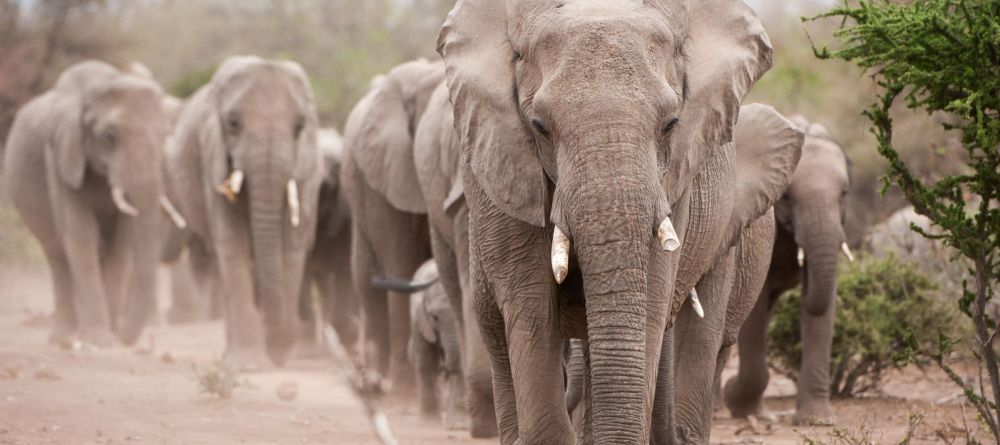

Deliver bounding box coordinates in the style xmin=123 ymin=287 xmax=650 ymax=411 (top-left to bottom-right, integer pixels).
xmin=689 ymin=288 xmax=705 ymax=318
xmin=797 ymin=247 xmax=805 ymax=267
xmin=841 ymin=242 xmax=855 ymax=263
xmin=159 ymin=196 xmax=187 ymax=229
xmin=217 ymin=170 xmax=244 ymax=203
xmin=657 ymin=217 xmax=680 ymax=252
xmin=111 ymin=187 xmax=139 ymax=216
xmin=287 ymin=180 xmax=301 ymax=227
xmin=551 ymin=226 xmax=570 ymax=284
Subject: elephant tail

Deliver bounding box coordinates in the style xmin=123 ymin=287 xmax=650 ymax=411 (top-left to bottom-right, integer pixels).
xmin=371 ymin=275 xmax=439 ymax=294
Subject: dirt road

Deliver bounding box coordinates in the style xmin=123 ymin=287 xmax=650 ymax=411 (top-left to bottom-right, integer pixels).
xmin=0 ymin=262 xmax=986 ymax=444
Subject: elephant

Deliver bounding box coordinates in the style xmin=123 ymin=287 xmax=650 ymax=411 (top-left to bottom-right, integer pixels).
xmin=374 ymin=260 xmax=468 ymax=430
xmin=340 ymin=59 xmax=445 ymax=394
xmin=412 ymin=80 xmax=497 ymax=437
xmin=437 ymin=1 xmax=802 ymax=444
xmin=3 ymin=60 xmax=177 ymax=347
xmin=723 ymin=116 xmax=852 ymax=425
xmin=165 ymin=55 xmax=323 ymax=369
xmin=297 ymin=128 xmax=358 ymax=353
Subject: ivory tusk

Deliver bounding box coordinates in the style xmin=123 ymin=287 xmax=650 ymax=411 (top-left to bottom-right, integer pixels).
xmin=111 ymin=187 xmax=139 ymax=216
xmin=551 ymin=226 xmax=570 ymax=284
xmin=287 ymin=180 xmax=301 ymax=227
xmin=689 ymin=288 xmax=705 ymax=318
xmin=159 ymin=196 xmax=187 ymax=229
xmin=797 ymin=247 xmax=805 ymax=267
xmin=657 ymin=217 xmax=680 ymax=252
xmin=217 ymin=170 xmax=244 ymax=203
xmin=841 ymin=242 xmax=855 ymax=263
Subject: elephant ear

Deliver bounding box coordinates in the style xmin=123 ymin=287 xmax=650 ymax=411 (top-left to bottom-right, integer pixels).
xmin=47 ymin=93 xmax=86 ymax=189
xmin=659 ymin=0 xmax=773 ymax=204
xmin=437 ymin=0 xmax=547 ymax=227
xmin=353 ymin=69 xmax=427 ymax=214
xmin=725 ymin=103 xmax=803 ymax=246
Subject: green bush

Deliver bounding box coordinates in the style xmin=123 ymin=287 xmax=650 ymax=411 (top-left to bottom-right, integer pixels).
xmin=768 ymin=255 xmax=961 ymax=397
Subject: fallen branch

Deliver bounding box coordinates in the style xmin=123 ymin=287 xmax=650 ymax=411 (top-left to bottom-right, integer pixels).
xmin=322 ymin=326 xmax=398 ymax=445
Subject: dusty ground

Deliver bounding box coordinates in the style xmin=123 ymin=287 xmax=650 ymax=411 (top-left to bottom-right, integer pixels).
xmin=0 ymin=261 xmax=988 ymax=444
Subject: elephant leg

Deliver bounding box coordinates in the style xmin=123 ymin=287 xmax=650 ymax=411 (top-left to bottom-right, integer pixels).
xmin=213 ymin=236 xmax=268 ymax=370
xmin=674 ymin=253 xmax=735 ymax=445
xmin=350 ymin=225 xmax=390 ymax=375
xmin=795 ymin=300 xmax=835 ymax=425
xmin=41 ymin=249 xmax=76 ymax=347
xmin=451 ymin=208 xmax=498 ymax=437
xmin=571 ymin=340 xmax=593 ymax=445
xmin=326 ymin=229 xmax=359 ymax=351
xmin=166 ymin=255 xmax=207 ymax=324
xmin=652 ymin=329 xmax=675 ymax=445
xmin=713 ymin=345 xmax=731 ymax=413
xmin=410 ymin=333 xmax=441 ymax=419
xmin=430 ymin=226 xmax=464 ymax=340
xmin=724 ymin=290 xmax=773 ymax=418
xmin=471 ymin=249 xmax=518 ymax=444
xmin=61 ymin=210 xmax=116 ymax=347
xmin=293 ymin=258 xmax=324 ymax=359
xmin=102 ymin=222 xmax=133 ymax=333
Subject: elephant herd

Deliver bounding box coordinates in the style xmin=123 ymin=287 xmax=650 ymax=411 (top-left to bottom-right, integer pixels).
xmin=3 ymin=1 xmax=862 ymax=444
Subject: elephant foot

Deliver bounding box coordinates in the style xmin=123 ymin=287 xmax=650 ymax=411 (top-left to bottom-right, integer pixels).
xmin=469 ymin=415 xmax=499 ymax=438
xmin=792 ymin=398 xmax=834 ymax=426
xmin=444 ymin=411 xmax=469 ymax=431
xmin=224 ymin=347 xmax=271 ymax=372
xmin=723 ymin=377 xmax=769 ymax=420
xmin=78 ymin=326 xmax=118 ymax=349
xmin=265 ymin=328 xmax=297 ymax=367
xmin=292 ymin=336 xmax=327 ymax=360
xmin=48 ymin=322 xmax=77 ymax=348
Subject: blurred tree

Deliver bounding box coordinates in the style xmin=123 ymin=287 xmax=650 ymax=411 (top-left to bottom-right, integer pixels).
xmin=812 ymin=1 xmax=1000 ymax=441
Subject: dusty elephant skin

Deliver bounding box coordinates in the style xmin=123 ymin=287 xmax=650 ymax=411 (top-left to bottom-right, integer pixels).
xmin=413 ymin=81 xmax=498 ymax=437
xmin=298 ymin=128 xmax=358 ymax=354
xmin=3 ymin=60 xmax=173 ymax=348
xmin=438 ymin=1 xmax=801 ymax=444
xmin=164 ymin=55 xmax=323 ymax=370
xmin=724 ymin=117 xmax=852 ymax=426
xmin=340 ymin=59 xmax=445 ymax=396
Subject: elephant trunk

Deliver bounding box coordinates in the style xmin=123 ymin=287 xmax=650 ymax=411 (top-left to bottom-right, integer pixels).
xmin=797 ymin=206 xmax=844 ymax=317
xmin=440 ymin=315 xmax=462 ymax=374
xmin=116 ymin=147 xmax=164 ymax=345
xmin=563 ymin=141 xmax=660 ymax=444
xmin=248 ymin=150 xmax=295 ymax=365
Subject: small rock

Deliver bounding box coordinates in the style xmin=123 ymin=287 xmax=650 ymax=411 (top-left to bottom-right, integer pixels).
xmin=276 ymin=381 xmax=298 ymax=401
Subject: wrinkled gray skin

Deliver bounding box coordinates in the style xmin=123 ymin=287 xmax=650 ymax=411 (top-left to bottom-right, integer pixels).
xmin=439 ymin=1 xmax=801 ymax=444
xmin=398 ymin=260 xmax=469 ymax=430
xmin=413 ymin=81 xmax=497 ymax=437
xmin=4 ymin=60 xmax=173 ymax=347
xmin=341 ymin=59 xmax=444 ymax=394
xmin=166 ymin=56 xmax=323 ymax=369
xmin=724 ymin=117 xmax=851 ymax=425
xmin=298 ymin=128 xmax=358 ymax=352
xmin=563 ymin=106 xmax=792 ymax=444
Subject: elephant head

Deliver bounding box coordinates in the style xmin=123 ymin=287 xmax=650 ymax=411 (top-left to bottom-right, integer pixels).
xmin=201 ymin=56 xmax=321 ymax=363
xmin=778 ymin=117 xmax=851 ymax=316
xmin=47 ymin=60 xmax=173 ymax=342
xmin=439 ymin=0 xmax=787 ymax=440
xmin=347 ymin=58 xmax=445 ymax=214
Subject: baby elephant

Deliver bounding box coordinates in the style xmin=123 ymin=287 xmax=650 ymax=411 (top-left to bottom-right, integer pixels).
xmin=373 ymin=260 xmax=467 ymax=430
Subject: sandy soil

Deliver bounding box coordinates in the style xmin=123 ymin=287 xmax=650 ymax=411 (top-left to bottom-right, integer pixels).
xmin=0 ymin=261 xmax=988 ymax=444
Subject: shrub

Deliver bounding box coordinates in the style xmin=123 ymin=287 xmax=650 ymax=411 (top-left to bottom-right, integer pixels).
xmin=768 ymin=255 xmax=960 ymax=397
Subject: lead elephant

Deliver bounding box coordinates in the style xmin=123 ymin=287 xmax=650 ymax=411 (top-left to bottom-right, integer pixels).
xmin=340 ymin=59 xmax=444 ymax=394
xmin=4 ymin=60 xmax=175 ymax=347
xmin=413 ymin=81 xmax=497 ymax=437
xmin=724 ymin=117 xmax=852 ymax=425
xmin=165 ymin=55 xmax=323 ymax=369
xmin=438 ymin=1 xmax=801 ymax=444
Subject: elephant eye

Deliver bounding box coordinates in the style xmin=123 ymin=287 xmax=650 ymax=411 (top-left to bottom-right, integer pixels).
xmin=661 ymin=117 xmax=679 ymax=136
xmin=531 ymin=116 xmax=550 ymax=137
xmin=293 ymin=117 xmax=306 ymax=139
xmin=102 ymin=127 xmax=118 ymax=146
xmin=226 ymin=114 xmax=241 ymax=135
